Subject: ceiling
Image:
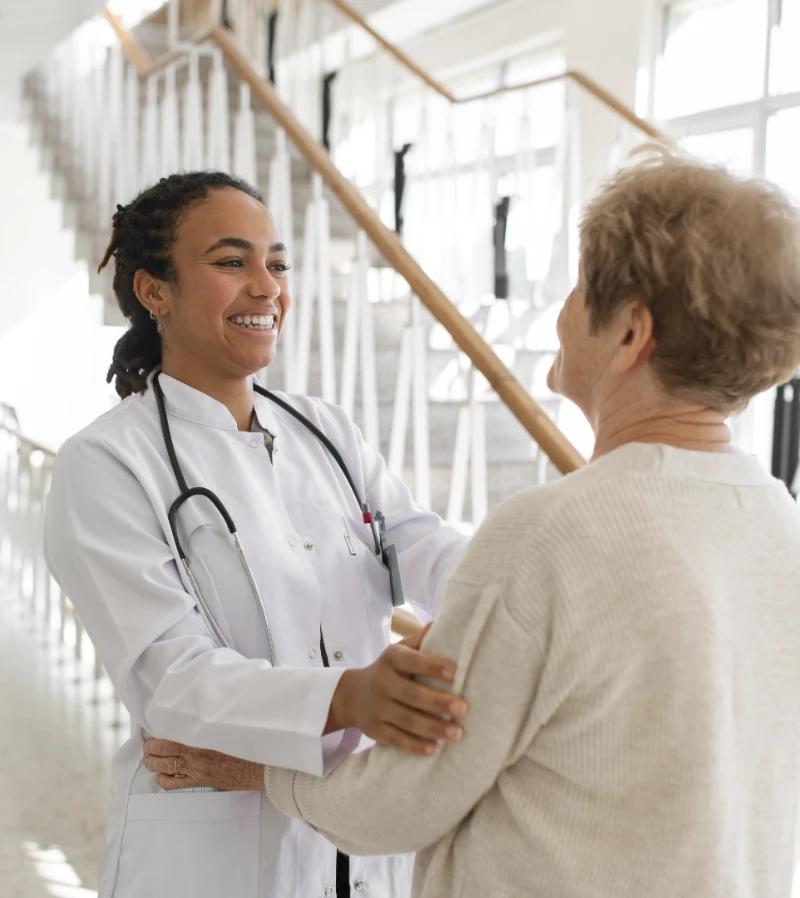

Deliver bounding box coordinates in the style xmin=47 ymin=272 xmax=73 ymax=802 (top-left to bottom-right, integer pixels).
xmin=0 ymin=0 xmax=106 ymax=97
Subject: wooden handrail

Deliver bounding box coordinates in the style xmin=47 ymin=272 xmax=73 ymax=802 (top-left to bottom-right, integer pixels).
xmin=213 ymin=25 xmax=585 ymax=475
xmin=324 ymin=0 xmax=670 ymax=144
xmin=102 ymin=9 xmax=151 ymax=76
xmin=98 ymin=13 xmax=607 ymax=638
xmin=102 ymin=9 xmax=215 ymax=77
xmin=325 ymin=0 xmax=458 ymax=103
xmin=99 ymin=14 xmax=585 ymax=475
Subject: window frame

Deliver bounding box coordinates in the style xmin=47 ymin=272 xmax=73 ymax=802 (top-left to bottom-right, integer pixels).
xmin=652 ymin=0 xmax=800 ymax=179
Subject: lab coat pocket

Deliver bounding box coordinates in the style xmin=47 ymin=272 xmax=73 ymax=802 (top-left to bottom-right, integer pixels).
xmin=114 ymin=791 xmax=261 ymax=898
xmin=344 ymin=516 xmax=393 ymax=632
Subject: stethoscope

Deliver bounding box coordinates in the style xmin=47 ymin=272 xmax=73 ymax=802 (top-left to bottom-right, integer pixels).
xmin=152 ymin=370 xmax=404 ymax=666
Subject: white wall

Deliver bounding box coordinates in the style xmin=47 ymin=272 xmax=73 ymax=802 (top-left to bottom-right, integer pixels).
xmin=563 ymin=0 xmax=655 ymax=202
xmin=0 ymin=121 xmax=121 ymax=447
xmin=0 ymin=123 xmax=81 ymax=338
xmin=0 ymin=82 xmax=21 ymax=124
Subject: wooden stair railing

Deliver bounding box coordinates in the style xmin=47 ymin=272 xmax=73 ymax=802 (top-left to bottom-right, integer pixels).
xmin=323 ymin=0 xmax=670 ymax=144
xmin=101 ymin=8 xmax=586 ymax=478
xmin=99 ymin=9 xmax=596 ymax=639
xmin=133 ymin=0 xmax=671 ymax=144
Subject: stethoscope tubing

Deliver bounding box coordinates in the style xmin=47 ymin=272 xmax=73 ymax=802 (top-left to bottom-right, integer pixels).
xmin=154 ymin=372 xmax=277 ymax=663
xmin=151 ymin=369 xmax=391 ymax=666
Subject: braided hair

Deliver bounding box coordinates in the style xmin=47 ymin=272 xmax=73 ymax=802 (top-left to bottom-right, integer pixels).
xmin=99 ymin=171 xmax=263 ymax=399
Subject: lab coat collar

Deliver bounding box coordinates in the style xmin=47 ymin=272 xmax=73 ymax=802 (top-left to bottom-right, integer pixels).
xmin=148 ymin=370 xmax=280 ymax=437
xmin=252 ymin=387 xmax=280 ymax=439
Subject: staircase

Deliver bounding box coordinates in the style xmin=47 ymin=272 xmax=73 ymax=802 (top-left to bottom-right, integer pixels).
xmin=21 ymin=14 xmax=572 ymax=529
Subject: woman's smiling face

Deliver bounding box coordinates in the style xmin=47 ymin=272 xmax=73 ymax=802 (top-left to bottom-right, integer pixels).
xmin=154 ymin=187 xmax=292 ymax=380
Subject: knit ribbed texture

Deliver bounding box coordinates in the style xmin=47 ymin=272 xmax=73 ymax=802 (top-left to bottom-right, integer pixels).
xmin=265 ymin=442 xmax=800 ymax=898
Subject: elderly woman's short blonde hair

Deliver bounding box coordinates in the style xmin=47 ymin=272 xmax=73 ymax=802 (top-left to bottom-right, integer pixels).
xmin=580 ymin=147 xmax=800 ymax=412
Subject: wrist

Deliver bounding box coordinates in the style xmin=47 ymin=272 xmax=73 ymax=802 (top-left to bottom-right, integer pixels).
xmin=324 ymin=669 xmax=358 ymax=735
xmin=251 ymin=763 xmax=267 ymax=792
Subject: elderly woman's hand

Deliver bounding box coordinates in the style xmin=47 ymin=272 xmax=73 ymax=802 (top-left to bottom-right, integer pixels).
xmin=143 ymin=739 xmax=266 ymax=792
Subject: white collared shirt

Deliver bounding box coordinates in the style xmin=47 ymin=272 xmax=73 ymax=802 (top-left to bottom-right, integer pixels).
xmin=44 ymin=371 xmax=468 ymax=898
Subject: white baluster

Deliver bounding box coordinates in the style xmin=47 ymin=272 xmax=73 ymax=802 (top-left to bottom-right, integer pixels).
xmin=566 ymin=89 xmax=582 ymax=285
xmin=167 ymin=0 xmax=180 ymax=49
xmin=233 ymin=83 xmax=258 ymax=186
xmin=536 ymin=447 xmax=549 ymax=486
xmin=116 ymin=64 xmax=135 ymax=204
xmin=275 ymin=0 xmax=296 ymax=106
xmin=206 ymin=51 xmax=230 ymax=172
xmin=339 ymin=261 xmax=361 ymax=418
xmin=388 ymin=328 xmax=412 ymax=477
xmin=59 ymin=589 xmax=68 ymax=646
xmin=161 ymin=65 xmax=180 ymax=177
xmin=469 ymin=374 xmax=487 ymax=526
xmin=141 ymin=76 xmax=160 ymax=186
xmin=294 ymin=200 xmax=317 ymax=393
xmin=97 ymin=52 xmax=113 ymax=224
xmin=268 ymin=130 xmax=295 ymax=390
xmin=446 ymin=405 xmax=471 ymax=525
xmin=86 ymin=49 xmax=105 ymax=198
xmin=357 ymin=233 xmax=380 ymax=449
xmin=181 ymin=51 xmax=205 ymax=171
xmin=314 ymin=174 xmax=336 ymax=403
xmin=410 ymin=295 xmax=431 ymax=507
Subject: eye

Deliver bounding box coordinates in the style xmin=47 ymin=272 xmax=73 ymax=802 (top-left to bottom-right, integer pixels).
xmin=270 ymin=262 xmax=291 ymax=276
xmin=215 ymin=258 xmax=244 ymax=268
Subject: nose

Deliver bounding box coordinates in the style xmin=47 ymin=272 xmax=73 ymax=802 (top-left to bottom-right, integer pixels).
xmin=250 ymin=267 xmax=281 ymax=302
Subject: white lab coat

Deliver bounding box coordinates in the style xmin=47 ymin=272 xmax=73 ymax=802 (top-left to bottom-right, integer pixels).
xmin=43 ymin=371 xmax=468 ymax=898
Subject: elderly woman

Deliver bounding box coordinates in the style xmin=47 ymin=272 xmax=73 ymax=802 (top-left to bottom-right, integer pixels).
xmin=144 ymin=150 xmax=800 ymax=898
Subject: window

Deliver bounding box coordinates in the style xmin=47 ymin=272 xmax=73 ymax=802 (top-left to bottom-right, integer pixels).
xmin=681 ymin=127 xmax=755 ymax=174
xmin=769 ymin=0 xmax=800 ymax=95
xmin=656 ymin=0 xmax=769 ymax=118
xmin=655 ymin=0 xmax=800 ymax=472
xmin=766 ymin=107 xmax=800 ymax=203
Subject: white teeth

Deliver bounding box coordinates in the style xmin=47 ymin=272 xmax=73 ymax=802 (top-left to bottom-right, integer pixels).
xmin=230 ymin=314 xmax=276 ymax=330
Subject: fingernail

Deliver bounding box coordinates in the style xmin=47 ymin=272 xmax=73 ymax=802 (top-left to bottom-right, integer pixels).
xmin=450 ymin=701 xmax=466 ymax=716
xmin=446 ymin=726 xmax=463 ymax=741
xmin=425 ymin=743 xmax=437 ymax=755
xmin=442 ymin=666 xmax=456 ymax=681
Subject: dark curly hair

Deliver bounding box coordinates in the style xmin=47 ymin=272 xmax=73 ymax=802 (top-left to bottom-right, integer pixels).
xmin=99 ymin=171 xmax=263 ymax=399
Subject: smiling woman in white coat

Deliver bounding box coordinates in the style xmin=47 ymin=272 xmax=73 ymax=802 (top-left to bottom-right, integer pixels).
xmin=43 ymin=171 xmax=469 ymax=898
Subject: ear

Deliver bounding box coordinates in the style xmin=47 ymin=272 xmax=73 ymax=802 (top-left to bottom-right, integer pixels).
xmin=133 ymin=270 xmax=172 ymax=318
xmin=611 ymin=300 xmax=655 ymax=375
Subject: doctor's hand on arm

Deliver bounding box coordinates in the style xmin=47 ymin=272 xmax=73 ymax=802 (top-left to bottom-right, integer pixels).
xmin=324 ymin=623 xmax=467 ymax=756
xmin=144 ymin=625 xmax=468 ymax=790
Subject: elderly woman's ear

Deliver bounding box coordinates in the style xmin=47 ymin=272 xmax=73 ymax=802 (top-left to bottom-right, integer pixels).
xmin=613 ymin=300 xmax=656 ymax=374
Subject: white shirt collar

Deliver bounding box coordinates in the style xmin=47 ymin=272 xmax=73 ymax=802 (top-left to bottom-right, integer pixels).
xmin=148 ymin=370 xmax=279 ymax=437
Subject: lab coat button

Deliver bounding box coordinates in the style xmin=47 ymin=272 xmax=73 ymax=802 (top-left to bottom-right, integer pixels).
xmin=325 ymin=889 xmax=333 ymax=897
xmin=288 ymin=535 xmax=298 ymax=547
xmin=354 ymin=881 xmax=364 ymax=891
xmin=334 ymin=650 xmax=344 ymax=661
xmin=309 ymin=649 xmax=317 ymax=659
xmin=249 ymin=439 xmax=258 ymax=448
xmin=304 ymin=541 xmax=315 ymax=551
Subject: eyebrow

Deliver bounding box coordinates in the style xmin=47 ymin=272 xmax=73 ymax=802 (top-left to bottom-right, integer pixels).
xmin=203 ymin=238 xmax=287 ymax=255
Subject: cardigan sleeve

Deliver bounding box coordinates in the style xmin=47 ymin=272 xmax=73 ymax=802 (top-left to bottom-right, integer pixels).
xmin=263 ymin=567 xmax=548 ymax=855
